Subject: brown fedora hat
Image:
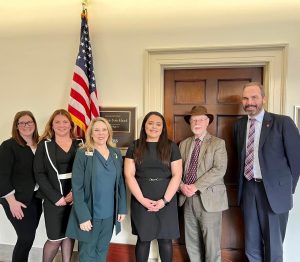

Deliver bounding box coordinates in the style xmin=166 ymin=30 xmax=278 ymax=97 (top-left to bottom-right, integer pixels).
xmin=184 ymin=106 xmax=214 ymax=125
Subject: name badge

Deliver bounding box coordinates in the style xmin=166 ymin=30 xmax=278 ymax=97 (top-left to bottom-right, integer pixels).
xmin=85 ymin=151 xmax=93 ymax=156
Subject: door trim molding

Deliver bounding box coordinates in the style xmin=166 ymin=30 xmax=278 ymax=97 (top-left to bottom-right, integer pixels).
xmin=144 ymin=44 xmax=288 ymax=114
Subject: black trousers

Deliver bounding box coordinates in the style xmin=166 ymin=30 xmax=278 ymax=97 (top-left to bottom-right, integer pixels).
xmin=1 ymin=196 xmax=43 ymax=262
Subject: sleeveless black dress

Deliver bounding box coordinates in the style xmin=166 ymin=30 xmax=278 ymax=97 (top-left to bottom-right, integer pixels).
xmin=126 ymin=140 xmax=181 ymax=241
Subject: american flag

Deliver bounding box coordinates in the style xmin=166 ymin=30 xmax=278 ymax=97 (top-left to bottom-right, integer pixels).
xmin=68 ymin=10 xmax=100 ymax=136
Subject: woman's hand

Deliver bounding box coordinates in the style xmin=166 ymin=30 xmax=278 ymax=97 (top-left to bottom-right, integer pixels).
xmin=117 ymin=214 xmax=126 ymax=222
xmin=55 ymin=197 xmax=67 ymax=206
xmin=80 ymin=220 xmax=93 ymax=231
xmin=6 ymin=195 xmax=26 ymax=220
xmin=154 ymin=199 xmax=165 ymax=210
xmin=64 ymin=191 xmax=73 ymax=204
xmin=140 ymin=197 xmax=159 ymax=212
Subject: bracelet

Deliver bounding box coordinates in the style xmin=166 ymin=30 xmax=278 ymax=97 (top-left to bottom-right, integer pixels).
xmin=162 ymin=197 xmax=170 ymax=206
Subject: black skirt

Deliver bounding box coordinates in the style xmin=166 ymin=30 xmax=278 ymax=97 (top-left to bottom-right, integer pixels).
xmin=43 ymin=198 xmax=72 ymax=240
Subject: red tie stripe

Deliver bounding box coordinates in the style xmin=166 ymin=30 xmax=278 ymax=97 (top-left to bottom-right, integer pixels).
xmin=244 ymin=118 xmax=256 ymax=180
xmin=185 ymin=139 xmax=201 ymax=185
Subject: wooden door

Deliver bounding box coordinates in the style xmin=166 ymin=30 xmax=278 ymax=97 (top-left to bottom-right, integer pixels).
xmin=164 ymin=67 xmax=263 ymax=262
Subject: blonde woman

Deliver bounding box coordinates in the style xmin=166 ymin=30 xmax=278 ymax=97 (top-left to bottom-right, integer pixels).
xmin=66 ymin=117 xmax=127 ymax=262
xmin=34 ymin=109 xmax=82 ymax=262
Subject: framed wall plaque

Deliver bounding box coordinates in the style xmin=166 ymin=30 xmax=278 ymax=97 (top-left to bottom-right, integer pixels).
xmin=100 ymin=107 xmax=136 ymax=150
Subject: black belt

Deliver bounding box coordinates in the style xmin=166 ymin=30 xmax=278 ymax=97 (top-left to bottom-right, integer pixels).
xmin=253 ymin=178 xmax=263 ymax=183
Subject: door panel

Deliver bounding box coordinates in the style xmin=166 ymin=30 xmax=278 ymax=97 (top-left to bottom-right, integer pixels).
xmin=164 ymin=67 xmax=263 ymax=262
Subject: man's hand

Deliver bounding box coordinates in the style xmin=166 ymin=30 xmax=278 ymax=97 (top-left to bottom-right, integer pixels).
xmin=180 ymin=183 xmax=198 ymax=197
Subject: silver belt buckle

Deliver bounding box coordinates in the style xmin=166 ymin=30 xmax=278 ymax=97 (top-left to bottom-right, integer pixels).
xmin=149 ymin=178 xmax=159 ymax=182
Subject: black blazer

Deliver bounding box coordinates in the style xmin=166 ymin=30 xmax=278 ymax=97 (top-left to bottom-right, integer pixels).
xmin=234 ymin=111 xmax=300 ymax=214
xmin=0 ymin=138 xmax=36 ymax=205
xmin=34 ymin=138 xmax=82 ymax=204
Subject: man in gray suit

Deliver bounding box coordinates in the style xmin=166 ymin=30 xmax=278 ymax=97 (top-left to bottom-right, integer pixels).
xmin=179 ymin=106 xmax=228 ymax=262
xmin=234 ymin=82 xmax=300 ymax=262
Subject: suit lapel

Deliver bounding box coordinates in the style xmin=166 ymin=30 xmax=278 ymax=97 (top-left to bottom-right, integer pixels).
xmin=182 ymin=138 xmax=193 ymax=181
xmin=241 ymin=117 xmax=248 ymax=148
xmin=197 ymin=133 xmax=211 ymax=169
xmin=184 ymin=138 xmax=193 ymax=162
xmin=45 ymin=140 xmax=58 ymax=173
xmin=259 ymin=111 xmax=273 ymax=150
xmin=110 ymin=148 xmax=120 ymax=181
xmin=238 ymin=117 xmax=248 ymax=160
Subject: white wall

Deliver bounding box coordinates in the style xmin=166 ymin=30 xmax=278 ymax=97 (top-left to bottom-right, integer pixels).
xmin=1 ymin=0 xmax=300 ymax=260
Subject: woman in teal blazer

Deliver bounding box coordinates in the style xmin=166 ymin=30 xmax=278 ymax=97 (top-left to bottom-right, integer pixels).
xmin=66 ymin=117 xmax=127 ymax=262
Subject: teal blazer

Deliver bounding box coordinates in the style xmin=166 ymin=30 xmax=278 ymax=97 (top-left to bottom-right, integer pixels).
xmin=66 ymin=147 xmax=127 ymax=242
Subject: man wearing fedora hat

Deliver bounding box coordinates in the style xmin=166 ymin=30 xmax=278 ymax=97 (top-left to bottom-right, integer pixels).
xmin=178 ymin=105 xmax=228 ymax=262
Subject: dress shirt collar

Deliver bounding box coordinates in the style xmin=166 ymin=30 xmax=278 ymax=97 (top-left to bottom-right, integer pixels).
xmin=193 ymin=131 xmax=207 ymax=142
xmin=248 ymin=108 xmax=265 ymax=124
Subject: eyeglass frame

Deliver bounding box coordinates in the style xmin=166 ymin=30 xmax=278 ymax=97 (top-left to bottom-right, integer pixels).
xmin=17 ymin=121 xmax=35 ymax=127
xmin=190 ymin=117 xmax=209 ymax=124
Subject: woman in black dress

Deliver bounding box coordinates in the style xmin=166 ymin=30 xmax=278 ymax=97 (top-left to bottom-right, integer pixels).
xmin=34 ymin=109 xmax=82 ymax=262
xmin=124 ymin=111 xmax=182 ymax=262
xmin=0 ymin=111 xmax=42 ymax=262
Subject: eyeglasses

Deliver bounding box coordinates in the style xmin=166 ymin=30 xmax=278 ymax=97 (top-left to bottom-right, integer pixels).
xmin=190 ymin=118 xmax=208 ymax=124
xmin=17 ymin=121 xmax=34 ymax=127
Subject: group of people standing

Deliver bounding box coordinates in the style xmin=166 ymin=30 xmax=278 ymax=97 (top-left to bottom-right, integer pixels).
xmin=1 ymin=82 xmax=300 ymax=262
xmin=0 ymin=109 xmax=127 ymax=262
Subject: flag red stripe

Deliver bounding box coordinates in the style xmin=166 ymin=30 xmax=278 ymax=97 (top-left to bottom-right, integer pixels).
xmin=90 ymin=100 xmax=99 ymax=117
xmin=73 ymin=73 xmax=89 ymax=98
xmin=68 ymin=105 xmax=88 ymax=129
xmin=70 ymin=88 xmax=90 ymax=118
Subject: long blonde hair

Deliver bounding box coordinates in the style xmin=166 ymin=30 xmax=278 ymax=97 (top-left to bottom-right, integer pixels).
xmin=39 ymin=109 xmax=76 ymax=141
xmin=83 ymin=117 xmax=115 ymax=151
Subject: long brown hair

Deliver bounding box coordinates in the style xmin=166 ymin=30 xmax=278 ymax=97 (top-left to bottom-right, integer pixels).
xmin=39 ymin=109 xmax=76 ymax=141
xmin=134 ymin=111 xmax=171 ymax=166
xmin=12 ymin=111 xmax=39 ymax=146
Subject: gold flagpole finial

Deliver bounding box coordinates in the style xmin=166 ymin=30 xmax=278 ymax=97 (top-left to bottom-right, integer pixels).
xmin=81 ymin=0 xmax=88 ymax=11
xmin=81 ymin=0 xmax=88 ymax=17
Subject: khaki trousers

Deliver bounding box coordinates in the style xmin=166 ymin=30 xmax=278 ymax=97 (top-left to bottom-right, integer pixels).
xmin=184 ymin=195 xmax=222 ymax=262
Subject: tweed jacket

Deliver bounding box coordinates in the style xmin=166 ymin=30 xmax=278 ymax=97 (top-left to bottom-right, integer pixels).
xmin=179 ymin=133 xmax=228 ymax=212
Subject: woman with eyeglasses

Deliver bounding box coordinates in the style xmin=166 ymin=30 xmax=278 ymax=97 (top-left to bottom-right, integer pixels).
xmin=34 ymin=109 xmax=82 ymax=262
xmin=0 ymin=111 xmax=42 ymax=262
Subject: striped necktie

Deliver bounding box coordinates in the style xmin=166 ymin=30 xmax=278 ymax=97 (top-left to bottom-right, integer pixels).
xmin=185 ymin=138 xmax=201 ymax=185
xmin=244 ymin=118 xmax=256 ymax=180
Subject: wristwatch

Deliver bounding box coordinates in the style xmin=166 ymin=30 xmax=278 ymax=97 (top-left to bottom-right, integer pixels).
xmin=162 ymin=197 xmax=170 ymax=206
